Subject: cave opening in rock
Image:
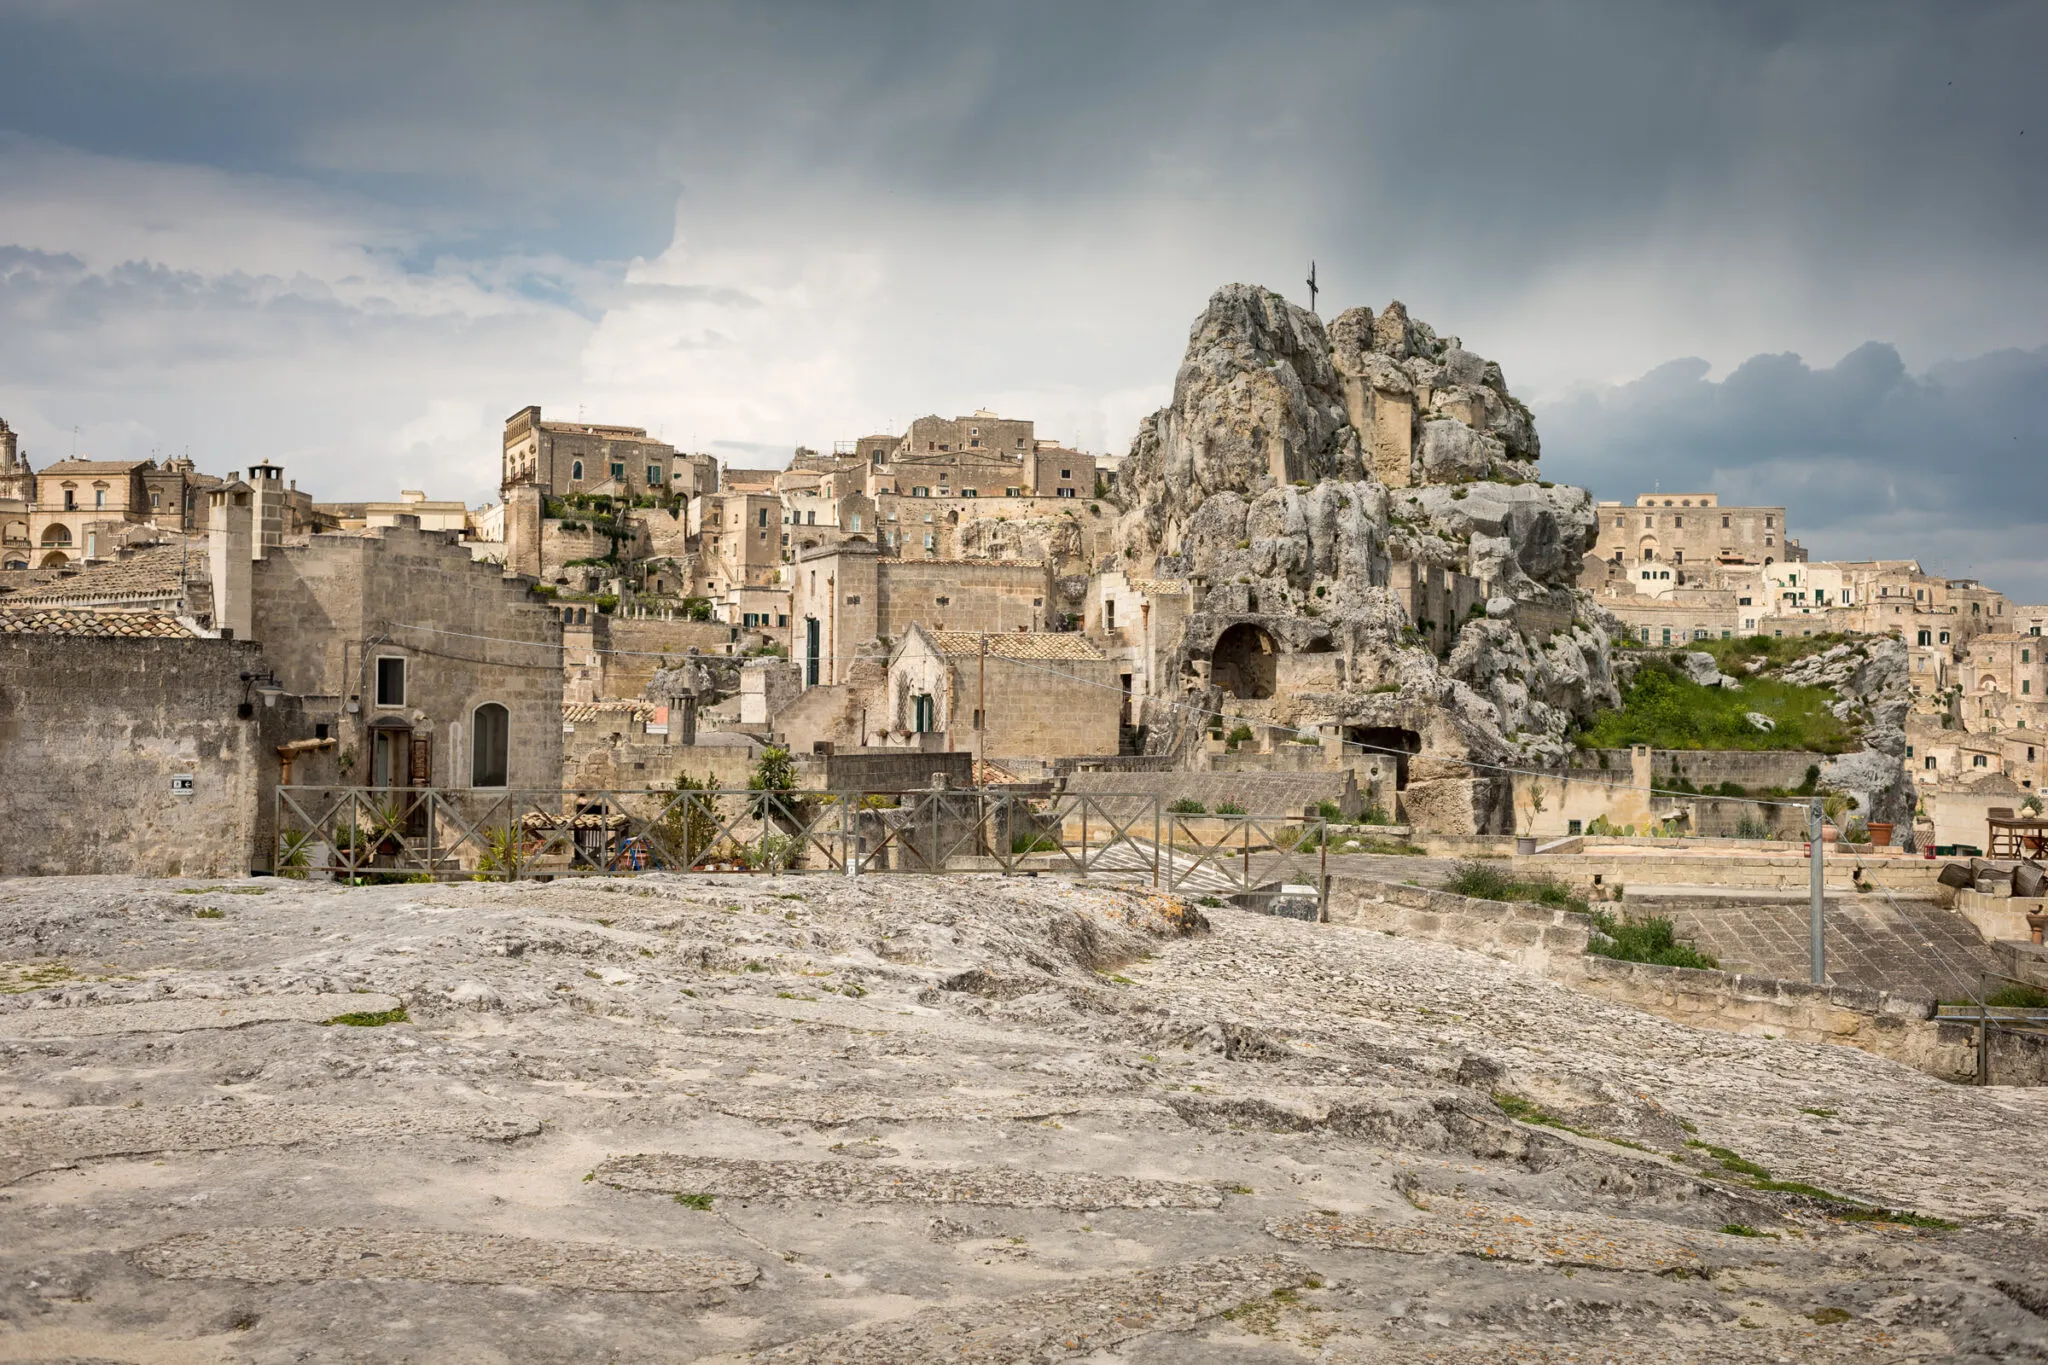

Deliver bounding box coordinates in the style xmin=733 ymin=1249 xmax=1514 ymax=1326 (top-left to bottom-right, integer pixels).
xmin=1347 ymin=725 xmax=1421 ymax=789
xmin=1211 ymin=623 xmax=1278 ymax=700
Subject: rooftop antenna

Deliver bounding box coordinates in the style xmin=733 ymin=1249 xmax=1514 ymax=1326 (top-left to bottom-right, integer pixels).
xmin=1305 ymin=261 xmax=1319 ymax=315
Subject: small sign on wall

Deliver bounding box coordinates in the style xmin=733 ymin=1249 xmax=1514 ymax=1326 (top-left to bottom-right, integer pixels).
xmin=169 ymin=774 xmax=195 ymax=796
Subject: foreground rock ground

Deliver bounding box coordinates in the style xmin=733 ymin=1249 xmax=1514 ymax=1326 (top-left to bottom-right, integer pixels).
xmin=3 ymin=874 xmax=2046 ymax=1363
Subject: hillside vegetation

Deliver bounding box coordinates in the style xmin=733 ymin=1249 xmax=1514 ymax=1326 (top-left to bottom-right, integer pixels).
xmin=1574 ymin=654 xmax=1853 ymax=753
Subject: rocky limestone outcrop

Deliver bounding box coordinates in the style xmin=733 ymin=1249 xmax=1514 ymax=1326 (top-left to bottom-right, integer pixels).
xmin=1774 ymin=639 xmax=1917 ymax=825
xmin=1112 ymin=284 xmax=1618 ymax=830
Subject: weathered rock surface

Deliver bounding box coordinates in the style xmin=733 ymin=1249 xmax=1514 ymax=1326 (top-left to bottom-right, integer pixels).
xmin=1 ymin=872 xmax=2042 ymax=1362
xmin=1111 ymin=286 xmax=1621 ymax=818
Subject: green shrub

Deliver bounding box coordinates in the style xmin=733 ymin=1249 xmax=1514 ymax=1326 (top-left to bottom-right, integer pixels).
xmin=1586 ymin=911 xmax=1719 ymax=969
xmin=1361 ymin=802 xmax=1393 ymax=826
xmin=1573 ymin=657 xmax=1852 ymax=753
xmin=1442 ymin=860 xmax=1588 ymax=912
xmin=1167 ymin=798 xmax=1207 ymax=815
xmin=1226 ymin=724 xmax=1255 ymax=746
xmin=1312 ymin=800 xmax=1343 ymax=821
xmin=1215 ymin=801 xmax=1246 ymax=815
xmin=1010 ymin=831 xmax=1059 ymax=854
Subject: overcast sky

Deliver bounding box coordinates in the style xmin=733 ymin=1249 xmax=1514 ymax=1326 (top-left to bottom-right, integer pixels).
xmin=1 ymin=1 xmax=2042 ymax=592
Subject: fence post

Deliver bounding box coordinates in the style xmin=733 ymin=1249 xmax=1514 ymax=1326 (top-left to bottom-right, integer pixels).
xmin=845 ymin=792 xmax=858 ymax=879
xmin=1978 ymin=974 xmax=1992 ymax=1086
xmin=1152 ymin=797 xmax=1160 ymax=889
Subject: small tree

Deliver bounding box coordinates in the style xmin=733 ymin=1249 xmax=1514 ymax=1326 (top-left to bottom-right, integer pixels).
xmin=748 ymin=746 xmax=803 ymax=825
xmin=654 ymin=774 xmax=721 ymax=869
xmin=1522 ymin=779 xmax=1548 ymax=837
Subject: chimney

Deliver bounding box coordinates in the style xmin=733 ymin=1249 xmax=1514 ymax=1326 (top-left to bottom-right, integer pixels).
xmin=506 ymin=483 xmax=543 ymax=579
xmin=209 ymin=481 xmax=254 ymax=640
xmin=246 ymin=461 xmax=284 ymax=560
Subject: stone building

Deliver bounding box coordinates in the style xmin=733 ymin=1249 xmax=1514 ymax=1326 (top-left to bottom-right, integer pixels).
xmin=1591 ymin=493 xmax=1802 ymax=572
xmin=28 ymin=458 xmax=151 ymax=566
xmin=218 ymin=496 xmax=565 ymax=793
xmin=0 ymin=609 xmax=311 ymax=876
xmin=501 ymin=405 xmax=682 ymax=500
xmin=790 ymin=542 xmax=1055 ymax=688
xmin=0 ymin=417 xmax=30 ymax=505
xmin=884 ymin=624 xmax=1119 ymax=759
xmin=1086 ymin=571 xmax=1194 ymax=734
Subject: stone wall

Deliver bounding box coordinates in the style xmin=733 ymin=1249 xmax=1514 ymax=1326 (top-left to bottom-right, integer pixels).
xmin=248 ymin=525 xmax=564 ymax=792
xmin=0 ymin=636 xmax=300 ymax=876
xmin=1573 ymin=748 xmax=1826 ymax=791
xmin=966 ymin=653 xmax=1120 ymax=760
xmin=1327 ymin=873 xmax=2048 ymax=1084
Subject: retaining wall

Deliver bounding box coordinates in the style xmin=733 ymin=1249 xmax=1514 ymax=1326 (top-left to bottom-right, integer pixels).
xmin=1327 ymin=874 xmax=2048 ymax=1085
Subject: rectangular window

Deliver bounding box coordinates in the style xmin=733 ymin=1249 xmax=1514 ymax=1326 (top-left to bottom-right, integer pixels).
xmin=2027 ymin=680 xmax=2033 ymax=695
xmin=758 ymin=507 xmax=769 ymax=527
xmin=1060 ymin=469 xmax=1072 ymax=480
xmin=375 ymin=657 xmax=407 ymax=707
xmin=1567 ymin=819 xmax=1582 ymax=835
xmin=1673 ymin=515 xmax=1682 ymax=528
xmin=1721 ymin=514 xmax=1730 ymax=528
xmin=610 ymin=462 xmax=625 ymax=480
xmin=648 ymin=465 xmax=661 ymax=485
xmin=913 ymin=487 xmax=929 ymax=497
xmin=848 ymin=514 xmax=862 ymax=531
xmin=1005 ymin=486 xmax=1021 ymax=497
xmin=960 ymin=488 xmax=977 ymax=497
xmin=1056 ymin=487 xmax=1076 ymax=498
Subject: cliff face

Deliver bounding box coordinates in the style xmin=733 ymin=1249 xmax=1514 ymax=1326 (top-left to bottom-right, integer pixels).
xmin=1114 ymin=284 xmax=1621 ymax=831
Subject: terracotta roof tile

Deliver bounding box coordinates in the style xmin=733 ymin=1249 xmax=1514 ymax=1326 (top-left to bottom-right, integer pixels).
xmin=6 ymin=544 xmax=200 ymax=605
xmin=0 ymin=607 xmax=195 ymax=638
xmin=562 ymin=700 xmax=658 ymax=724
xmin=929 ymin=631 xmax=1106 ymax=662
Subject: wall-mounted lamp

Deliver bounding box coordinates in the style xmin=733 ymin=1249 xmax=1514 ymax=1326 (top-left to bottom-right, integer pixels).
xmin=238 ymin=669 xmax=284 ymax=717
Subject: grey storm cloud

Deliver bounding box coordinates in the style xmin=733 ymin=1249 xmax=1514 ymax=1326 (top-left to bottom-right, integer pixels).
xmin=1538 ymin=343 xmax=2048 ymax=598
xmin=0 ymin=0 xmax=2041 ymax=585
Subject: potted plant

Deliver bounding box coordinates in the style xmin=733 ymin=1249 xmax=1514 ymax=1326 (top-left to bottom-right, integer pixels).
xmin=1820 ymin=793 xmax=1850 ymax=845
xmin=1866 ymin=819 xmax=1895 ymax=848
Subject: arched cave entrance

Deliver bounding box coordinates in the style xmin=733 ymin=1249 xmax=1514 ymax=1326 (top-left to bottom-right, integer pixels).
xmin=1346 ymin=725 xmax=1421 ymax=790
xmin=1212 ymin=623 xmax=1278 ymax=700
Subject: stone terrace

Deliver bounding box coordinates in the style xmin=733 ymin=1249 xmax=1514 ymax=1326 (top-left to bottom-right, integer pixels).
xmin=0 ymin=873 xmax=2043 ymax=1362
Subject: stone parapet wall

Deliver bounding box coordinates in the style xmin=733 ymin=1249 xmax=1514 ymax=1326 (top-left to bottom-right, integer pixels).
xmin=1326 ymin=878 xmax=1588 ymax=972
xmin=1327 ymin=873 xmax=2048 ymax=1084
xmin=1520 ymin=851 xmax=1946 ymax=896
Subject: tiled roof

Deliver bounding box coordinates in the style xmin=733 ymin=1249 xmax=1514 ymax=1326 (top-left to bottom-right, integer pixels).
xmin=34 ymin=459 xmax=151 ymax=476
xmin=0 ymin=608 xmax=194 ymax=638
xmin=1130 ymin=578 xmax=1189 ymax=597
xmin=562 ymin=700 xmax=657 ymax=723
xmin=929 ymin=630 xmax=1106 ymax=662
xmin=6 ymin=544 xmax=199 ymax=604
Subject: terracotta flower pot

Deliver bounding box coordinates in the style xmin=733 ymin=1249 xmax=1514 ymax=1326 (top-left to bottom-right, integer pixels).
xmin=1867 ymin=821 xmax=1894 ymax=848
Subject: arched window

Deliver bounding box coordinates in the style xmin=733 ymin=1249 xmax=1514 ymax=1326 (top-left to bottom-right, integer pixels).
xmin=571 ymin=460 xmax=584 ymax=481
xmin=40 ymin=524 xmax=72 ymax=546
xmin=472 ymin=703 xmax=510 ymax=787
